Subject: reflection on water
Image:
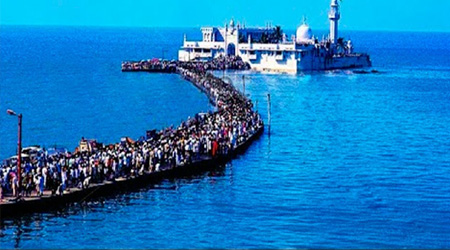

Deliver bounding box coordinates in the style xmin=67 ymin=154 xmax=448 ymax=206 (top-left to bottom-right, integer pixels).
xmin=2 ymin=27 xmax=450 ymax=248
xmin=1 ymin=164 xmax=229 ymax=249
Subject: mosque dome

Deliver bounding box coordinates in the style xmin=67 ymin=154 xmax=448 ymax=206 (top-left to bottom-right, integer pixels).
xmin=296 ymin=24 xmax=313 ymax=43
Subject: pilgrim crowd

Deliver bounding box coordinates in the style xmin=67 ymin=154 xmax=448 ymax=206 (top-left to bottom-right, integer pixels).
xmin=122 ymin=55 xmax=250 ymax=72
xmin=0 ymin=57 xmax=262 ymax=200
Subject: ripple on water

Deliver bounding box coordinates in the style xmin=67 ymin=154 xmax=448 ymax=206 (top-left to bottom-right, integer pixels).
xmin=2 ymin=28 xmax=450 ymax=248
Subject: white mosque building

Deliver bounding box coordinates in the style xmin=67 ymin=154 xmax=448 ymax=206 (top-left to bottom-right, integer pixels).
xmin=178 ymin=0 xmax=371 ymax=73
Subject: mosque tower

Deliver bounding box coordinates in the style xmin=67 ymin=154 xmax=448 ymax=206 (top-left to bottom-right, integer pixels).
xmin=329 ymin=0 xmax=340 ymax=44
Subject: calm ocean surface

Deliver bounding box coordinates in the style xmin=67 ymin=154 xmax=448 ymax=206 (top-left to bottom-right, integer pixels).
xmin=1 ymin=26 xmax=450 ymax=248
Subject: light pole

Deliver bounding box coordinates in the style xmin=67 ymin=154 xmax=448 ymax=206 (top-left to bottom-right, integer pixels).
xmin=267 ymin=94 xmax=271 ymax=135
xmin=242 ymin=75 xmax=246 ymax=97
xmin=7 ymin=109 xmax=22 ymax=196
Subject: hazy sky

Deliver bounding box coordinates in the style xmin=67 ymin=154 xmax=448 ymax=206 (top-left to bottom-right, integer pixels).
xmin=1 ymin=0 xmax=449 ymax=32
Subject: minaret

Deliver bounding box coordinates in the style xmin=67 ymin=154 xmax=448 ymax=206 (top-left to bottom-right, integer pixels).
xmin=329 ymin=0 xmax=340 ymax=44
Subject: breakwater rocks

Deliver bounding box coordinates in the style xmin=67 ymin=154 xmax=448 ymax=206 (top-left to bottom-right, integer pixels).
xmin=0 ymin=57 xmax=263 ymax=218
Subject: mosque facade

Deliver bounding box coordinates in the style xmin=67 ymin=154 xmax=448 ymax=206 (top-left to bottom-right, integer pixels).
xmin=178 ymin=0 xmax=371 ymax=73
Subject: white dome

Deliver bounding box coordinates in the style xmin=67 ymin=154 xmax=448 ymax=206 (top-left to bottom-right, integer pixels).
xmin=296 ymin=24 xmax=312 ymax=43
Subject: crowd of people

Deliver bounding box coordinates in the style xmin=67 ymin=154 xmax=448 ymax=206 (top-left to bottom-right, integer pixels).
xmin=177 ymin=55 xmax=251 ymax=71
xmin=122 ymin=55 xmax=250 ymax=72
xmin=0 ymin=57 xmax=262 ymax=201
xmin=121 ymin=59 xmax=177 ymax=72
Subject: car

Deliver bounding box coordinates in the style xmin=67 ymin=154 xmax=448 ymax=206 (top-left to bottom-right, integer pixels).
xmin=22 ymin=146 xmax=42 ymax=158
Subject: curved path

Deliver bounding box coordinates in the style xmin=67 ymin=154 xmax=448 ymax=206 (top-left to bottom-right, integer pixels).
xmin=0 ymin=62 xmax=264 ymax=219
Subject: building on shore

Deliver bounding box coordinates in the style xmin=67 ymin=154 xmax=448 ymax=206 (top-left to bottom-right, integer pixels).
xmin=178 ymin=0 xmax=371 ymax=73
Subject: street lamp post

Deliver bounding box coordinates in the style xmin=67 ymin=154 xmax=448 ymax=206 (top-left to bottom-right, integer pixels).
xmin=242 ymin=75 xmax=246 ymax=97
xmin=7 ymin=109 xmax=22 ymax=196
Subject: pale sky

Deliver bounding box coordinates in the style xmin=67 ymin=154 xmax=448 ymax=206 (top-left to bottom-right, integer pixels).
xmin=1 ymin=0 xmax=449 ymax=32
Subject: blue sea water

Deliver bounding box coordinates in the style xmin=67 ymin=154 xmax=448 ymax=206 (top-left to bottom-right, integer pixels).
xmin=1 ymin=26 xmax=450 ymax=248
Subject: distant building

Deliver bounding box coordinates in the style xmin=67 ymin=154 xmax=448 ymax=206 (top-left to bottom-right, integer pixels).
xmin=178 ymin=0 xmax=371 ymax=73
